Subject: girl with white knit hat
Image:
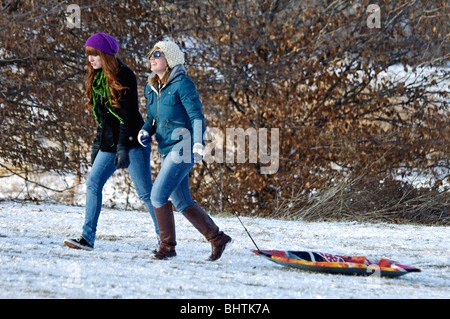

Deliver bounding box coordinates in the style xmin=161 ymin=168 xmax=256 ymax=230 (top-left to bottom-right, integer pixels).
xmin=139 ymin=40 xmax=232 ymax=261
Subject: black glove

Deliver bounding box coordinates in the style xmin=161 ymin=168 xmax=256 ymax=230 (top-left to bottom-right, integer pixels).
xmin=114 ymin=146 xmax=130 ymax=169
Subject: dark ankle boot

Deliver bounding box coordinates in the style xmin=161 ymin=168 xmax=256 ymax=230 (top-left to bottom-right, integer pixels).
xmin=183 ymin=203 xmax=232 ymax=261
xmin=153 ymin=201 xmax=176 ymax=260
xmin=208 ymin=231 xmax=232 ymax=261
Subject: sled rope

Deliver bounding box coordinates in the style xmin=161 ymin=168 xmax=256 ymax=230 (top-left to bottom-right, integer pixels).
xmin=202 ymin=160 xmax=261 ymax=251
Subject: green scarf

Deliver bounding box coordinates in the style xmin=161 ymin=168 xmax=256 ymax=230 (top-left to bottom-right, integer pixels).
xmin=92 ymin=71 xmax=124 ymax=127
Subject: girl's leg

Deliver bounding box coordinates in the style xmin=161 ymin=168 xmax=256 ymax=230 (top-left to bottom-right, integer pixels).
xmin=150 ymin=151 xmax=194 ymax=259
xmin=81 ymin=151 xmax=116 ymax=247
xmin=152 ymin=150 xmax=231 ymax=261
xmin=127 ymin=146 xmax=159 ymax=240
xmin=182 ymin=202 xmax=232 ymax=261
xmin=150 ymin=152 xmax=194 ymax=209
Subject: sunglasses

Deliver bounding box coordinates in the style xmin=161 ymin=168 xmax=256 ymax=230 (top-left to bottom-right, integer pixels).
xmin=149 ymin=51 xmax=165 ymax=59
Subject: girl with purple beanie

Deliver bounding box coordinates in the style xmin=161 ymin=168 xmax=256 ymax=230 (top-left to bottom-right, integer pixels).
xmin=64 ymin=33 xmax=159 ymax=251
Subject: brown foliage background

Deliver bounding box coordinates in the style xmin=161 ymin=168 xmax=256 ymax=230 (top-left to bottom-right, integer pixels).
xmin=0 ymin=0 xmax=448 ymax=224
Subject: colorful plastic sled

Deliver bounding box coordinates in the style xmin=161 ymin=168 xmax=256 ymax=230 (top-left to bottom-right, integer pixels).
xmin=253 ymin=250 xmax=421 ymax=278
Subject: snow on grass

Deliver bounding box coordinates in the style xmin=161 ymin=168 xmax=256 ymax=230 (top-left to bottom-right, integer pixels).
xmin=0 ymin=201 xmax=448 ymax=299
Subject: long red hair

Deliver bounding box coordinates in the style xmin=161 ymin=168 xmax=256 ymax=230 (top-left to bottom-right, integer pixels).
xmin=84 ymin=46 xmax=127 ymax=109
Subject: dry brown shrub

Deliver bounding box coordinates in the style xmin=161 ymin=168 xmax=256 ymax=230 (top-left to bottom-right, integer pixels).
xmin=1 ymin=1 xmax=448 ymax=224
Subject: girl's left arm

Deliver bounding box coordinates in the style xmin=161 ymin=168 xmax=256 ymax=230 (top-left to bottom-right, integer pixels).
xmin=179 ymin=77 xmax=205 ymax=146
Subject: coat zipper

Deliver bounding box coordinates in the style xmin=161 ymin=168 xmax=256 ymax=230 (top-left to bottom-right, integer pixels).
xmin=152 ymin=78 xmax=183 ymax=135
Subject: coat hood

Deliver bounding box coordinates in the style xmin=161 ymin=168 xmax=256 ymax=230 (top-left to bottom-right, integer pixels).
xmin=147 ymin=64 xmax=187 ymax=88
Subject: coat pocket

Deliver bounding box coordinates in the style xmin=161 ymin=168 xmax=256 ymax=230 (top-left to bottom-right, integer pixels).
xmin=145 ymin=89 xmax=154 ymax=104
xmin=162 ymin=90 xmax=180 ymax=106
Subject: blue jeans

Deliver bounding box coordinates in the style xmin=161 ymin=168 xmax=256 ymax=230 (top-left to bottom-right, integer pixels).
xmin=82 ymin=147 xmax=159 ymax=247
xmin=151 ymin=150 xmax=195 ymax=212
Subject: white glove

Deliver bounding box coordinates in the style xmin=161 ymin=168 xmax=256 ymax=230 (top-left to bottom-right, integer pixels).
xmin=138 ymin=130 xmax=150 ymax=147
xmin=193 ymin=143 xmax=204 ymax=163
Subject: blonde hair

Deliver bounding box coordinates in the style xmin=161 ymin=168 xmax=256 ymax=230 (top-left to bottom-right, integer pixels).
xmin=147 ymin=46 xmax=170 ymax=86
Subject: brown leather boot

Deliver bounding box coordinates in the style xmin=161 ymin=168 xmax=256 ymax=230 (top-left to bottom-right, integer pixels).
xmin=152 ymin=201 xmax=176 ymax=260
xmin=183 ymin=203 xmax=232 ymax=261
xmin=208 ymin=231 xmax=232 ymax=261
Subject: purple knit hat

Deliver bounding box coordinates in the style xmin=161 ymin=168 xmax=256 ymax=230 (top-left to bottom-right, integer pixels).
xmin=85 ymin=33 xmax=119 ymax=55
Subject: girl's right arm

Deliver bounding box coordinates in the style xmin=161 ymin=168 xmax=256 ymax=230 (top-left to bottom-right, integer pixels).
xmin=138 ymin=84 xmax=156 ymax=147
xmin=141 ymin=84 xmax=156 ymax=135
xmin=141 ymin=115 xmax=155 ymax=136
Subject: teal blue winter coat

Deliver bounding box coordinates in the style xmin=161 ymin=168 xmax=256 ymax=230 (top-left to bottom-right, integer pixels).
xmin=141 ymin=65 xmax=205 ymax=156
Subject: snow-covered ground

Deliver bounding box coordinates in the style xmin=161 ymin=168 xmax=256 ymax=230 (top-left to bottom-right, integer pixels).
xmin=0 ymin=201 xmax=448 ymax=299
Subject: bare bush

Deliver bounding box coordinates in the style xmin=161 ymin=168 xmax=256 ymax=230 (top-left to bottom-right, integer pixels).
xmin=0 ymin=0 xmax=448 ymax=224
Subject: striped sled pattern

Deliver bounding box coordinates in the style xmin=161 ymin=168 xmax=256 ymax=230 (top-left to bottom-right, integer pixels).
xmin=253 ymin=250 xmax=421 ymax=278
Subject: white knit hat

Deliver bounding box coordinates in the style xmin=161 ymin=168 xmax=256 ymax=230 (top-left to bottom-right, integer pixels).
xmin=154 ymin=40 xmax=185 ymax=69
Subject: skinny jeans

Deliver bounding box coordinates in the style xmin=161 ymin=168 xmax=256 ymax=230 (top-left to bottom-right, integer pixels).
xmin=82 ymin=147 xmax=159 ymax=246
xmin=150 ymin=150 xmax=195 ymax=212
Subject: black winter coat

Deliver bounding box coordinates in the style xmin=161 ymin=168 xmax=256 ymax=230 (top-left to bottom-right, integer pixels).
xmin=91 ymin=59 xmax=144 ymax=156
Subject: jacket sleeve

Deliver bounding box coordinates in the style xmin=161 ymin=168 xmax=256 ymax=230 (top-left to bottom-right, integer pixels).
xmin=116 ymin=67 xmax=138 ymax=148
xmin=179 ymin=76 xmax=205 ymax=146
xmin=141 ymin=84 xmax=156 ymax=135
